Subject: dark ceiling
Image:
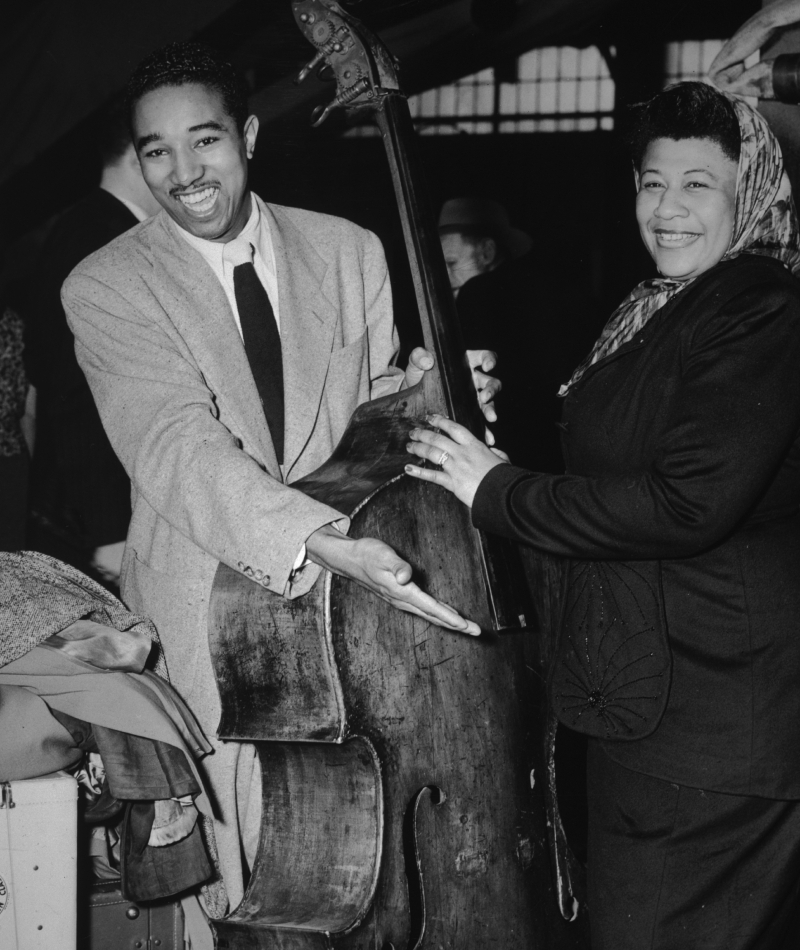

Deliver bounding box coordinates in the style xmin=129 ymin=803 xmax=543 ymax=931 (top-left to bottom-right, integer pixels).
xmin=0 ymin=0 xmax=760 ymax=259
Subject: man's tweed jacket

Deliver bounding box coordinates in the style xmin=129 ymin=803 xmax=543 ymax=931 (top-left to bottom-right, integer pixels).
xmin=62 ymin=198 xmax=404 ymax=734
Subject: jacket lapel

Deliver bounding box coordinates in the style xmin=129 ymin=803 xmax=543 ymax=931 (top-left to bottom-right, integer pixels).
xmin=147 ymin=214 xmax=278 ymax=472
xmin=263 ymin=202 xmax=338 ymax=476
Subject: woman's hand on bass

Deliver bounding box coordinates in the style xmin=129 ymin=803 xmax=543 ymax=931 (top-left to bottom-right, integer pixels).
xmin=405 ymin=413 xmax=507 ymax=508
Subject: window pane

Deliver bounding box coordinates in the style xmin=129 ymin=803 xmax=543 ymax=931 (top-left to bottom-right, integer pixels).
xmin=439 ymin=84 xmax=456 ymax=115
xmin=456 ymin=81 xmax=475 ymax=116
xmin=599 ymin=76 xmax=615 ymax=112
xmin=539 ymin=48 xmax=559 ymax=80
xmin=665 ymin=39 xmax=726 ymax=85
xmin=579 ymin=47 xmax=601 ymax=78
xmin=419 ymin=89 xmax=438 ymax=117
xmin=475 ymin=81 xmax=494 ymax=115
xmin=538 ymin=79 xmax=558 ymax=114
xmin=518 ymin=49 xmax=540 ymax=80
xmin=560 ymin=47 xmax=579 ymax=78
xmin=560 ymin=78 xmax=578 ymax=113
xmin=396 ymin=44 xmax=614 ymax=136
xmin=499 ymin=82 xmax=518 ymax=114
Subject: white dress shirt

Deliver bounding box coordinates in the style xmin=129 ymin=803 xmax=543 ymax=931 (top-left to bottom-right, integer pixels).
xmin=177 ymin=193 xmax=281 ymax=339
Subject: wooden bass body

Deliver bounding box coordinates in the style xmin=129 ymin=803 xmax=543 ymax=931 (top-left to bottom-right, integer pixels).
xmin=207 ymin=385 xmax=584 ymax=949
xmin=207 ymin=2 xmax=588 ymax=946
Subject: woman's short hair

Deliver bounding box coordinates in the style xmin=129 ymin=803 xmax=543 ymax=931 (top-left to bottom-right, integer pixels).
xmin=126 ymin=42 xmax=250 ymax=134
xmin=627 ymin=82 xmax=741 ymax=171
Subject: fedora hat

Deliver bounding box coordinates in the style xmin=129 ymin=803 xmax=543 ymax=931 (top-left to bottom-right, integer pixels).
xmin=438 ymin=197 xmax=532 ymax=260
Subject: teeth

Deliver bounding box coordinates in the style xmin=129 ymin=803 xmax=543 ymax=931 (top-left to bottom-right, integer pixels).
xmin=656 ymin=231 xmax=698 ymax=243
xmin=176 ymin=187 xmax=218 ymax=211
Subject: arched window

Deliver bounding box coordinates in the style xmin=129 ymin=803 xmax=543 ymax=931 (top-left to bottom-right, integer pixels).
xmin=345 ymin=39 xmax=741 ymax=138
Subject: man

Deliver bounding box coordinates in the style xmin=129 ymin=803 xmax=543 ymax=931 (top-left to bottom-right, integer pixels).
xmin=457 ymin=247 xmax=601 ymax=475
xmin=62 ymin=43 xmax=496 ymax=910
xmin=438 ymin=196 xmax=532 ymax=297
xmin=25 ymin=100 xmax=162 ymax=587
xmin=440 ymin=198 xmax=601 ymax=473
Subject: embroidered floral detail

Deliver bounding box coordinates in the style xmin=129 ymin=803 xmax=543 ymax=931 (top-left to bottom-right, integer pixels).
xmin=551 ymin=560 xmax=671 ymax=740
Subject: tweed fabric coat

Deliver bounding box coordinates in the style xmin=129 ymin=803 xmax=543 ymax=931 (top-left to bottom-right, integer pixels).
xmin=62 ymin=199 xmax=403 ymax=735
xmin=473 ymin=254 xmax=800 ymax=799
xmin=0 ymin=550 xmax=160 ymax=670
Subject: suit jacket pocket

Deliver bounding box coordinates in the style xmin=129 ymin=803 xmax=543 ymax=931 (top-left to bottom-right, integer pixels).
xmin=326 ymin=335 xmax=367 ymax=388
xmin=549 ymin=559 xmax=672 ymax=740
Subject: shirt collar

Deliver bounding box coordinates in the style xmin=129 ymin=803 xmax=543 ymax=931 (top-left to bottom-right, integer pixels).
xmin=176 ymin=194 xmax=268 ymax=272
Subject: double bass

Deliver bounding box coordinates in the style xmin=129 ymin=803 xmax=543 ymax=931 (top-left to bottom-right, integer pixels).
xmin=208 ymin=3 xmax=587 ymax=947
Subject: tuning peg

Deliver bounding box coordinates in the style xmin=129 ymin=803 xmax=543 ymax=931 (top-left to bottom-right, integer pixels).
xmin=310 ymin=99 xmax=339 ymax=127
xmin=309 ymin=76 xmax=371 ymax=126
xmin=296 ymin=49 xmax=326 ymax=84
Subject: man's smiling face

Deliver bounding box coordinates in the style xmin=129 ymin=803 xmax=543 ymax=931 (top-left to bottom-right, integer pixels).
xmin=133 ymin=82 xmax=258 ymax=243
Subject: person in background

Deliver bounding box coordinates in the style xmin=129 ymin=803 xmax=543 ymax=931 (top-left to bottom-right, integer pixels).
xmin=0 ymin=304 xmax=32 ymax=549
xmin=23 ymin=98 xmax=161 ymax=589
xmin=710 ymin=0 xmax=800 ymax=98
xmin=437 ymin=197 xmax=532 ymax=297
xmin=407 ymin=83 xmax=800 ymax=949
xmin=448 ymin=199 xmax=601 ymax=473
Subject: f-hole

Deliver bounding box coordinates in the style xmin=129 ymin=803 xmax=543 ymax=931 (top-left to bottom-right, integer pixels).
xmin=385 ymin=784 xmax=445 ymax=950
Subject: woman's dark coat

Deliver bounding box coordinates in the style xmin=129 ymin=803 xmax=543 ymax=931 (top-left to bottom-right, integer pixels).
xmin=473 ymin=255 xmax=800 ymax=798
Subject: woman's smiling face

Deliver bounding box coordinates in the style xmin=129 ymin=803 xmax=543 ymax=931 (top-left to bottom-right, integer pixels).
xmin=636 ymin=136 xmax=738 ymax=281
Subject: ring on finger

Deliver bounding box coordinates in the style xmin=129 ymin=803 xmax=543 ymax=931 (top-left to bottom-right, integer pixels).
xmin=438 ymin=451 xmax=450 ymax=466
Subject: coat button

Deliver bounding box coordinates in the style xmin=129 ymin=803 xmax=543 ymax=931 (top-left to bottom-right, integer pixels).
xmin=254 ymin=569 xmax=263 ymax=580
xmin=261 ymin=576 xmax=270 ymax=587
xmin=244 ymin=566 xmax=254 ymax=577
xmin=237 ymin=561 xmax=244 ymax=570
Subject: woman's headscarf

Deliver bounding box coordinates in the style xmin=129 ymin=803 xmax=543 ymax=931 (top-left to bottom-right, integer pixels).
xmin=561 ymin=91 xmax=800 ymax=396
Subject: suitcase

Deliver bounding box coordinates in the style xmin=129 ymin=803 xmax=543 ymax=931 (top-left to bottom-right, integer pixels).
xmin=0 ymin=771 xmax=78 ymax=950
xmin=87 ymin=883 xmax=183 ymax=950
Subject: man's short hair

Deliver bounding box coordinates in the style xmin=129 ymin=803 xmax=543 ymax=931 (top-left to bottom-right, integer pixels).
xmin=627 ymin=81 xmax=741 ymax=171
xmin=126 ymin=42 xmax=250 ymax=134
xmin=95 ymin=95 xmax=133 ymax=168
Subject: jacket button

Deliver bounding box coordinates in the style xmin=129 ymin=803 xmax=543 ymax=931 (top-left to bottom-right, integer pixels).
xmin=244 ymin=566 xmax=254 ymax=577
xmin=261 ymin=576 xmax=270 ymax=587
xmin=254 ymin=569 xmax=263 ymax=580
xmin=237 ymin=561 xmax=244 ymax=570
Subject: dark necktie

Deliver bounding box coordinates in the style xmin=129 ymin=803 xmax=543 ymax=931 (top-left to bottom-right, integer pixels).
xmin=233 ymin=258 xmax=285 ymax=464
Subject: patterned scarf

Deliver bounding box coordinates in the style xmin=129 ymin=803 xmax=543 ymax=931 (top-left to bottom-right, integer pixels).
xmin=560 ymin=93 xmax=800 ymax=396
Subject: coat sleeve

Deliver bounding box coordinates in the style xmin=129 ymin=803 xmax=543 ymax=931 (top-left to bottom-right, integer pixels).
xmin=472 ymin=276 xmax=800 ymax=560
xmin=62 ymin=267 xmax=349 ymax=598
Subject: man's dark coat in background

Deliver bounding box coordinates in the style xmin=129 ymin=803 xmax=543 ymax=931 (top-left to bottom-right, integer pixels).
xmin=456 ymin=244 xmax=601 ymax=473
xmin=24 ymin=188 xmax=135 ymax=567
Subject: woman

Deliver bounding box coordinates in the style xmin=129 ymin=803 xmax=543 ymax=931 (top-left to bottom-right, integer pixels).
xmin=406 ymin=83 xmax=800 ymax=949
